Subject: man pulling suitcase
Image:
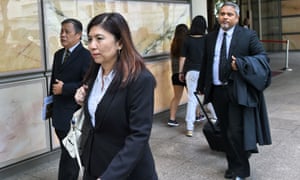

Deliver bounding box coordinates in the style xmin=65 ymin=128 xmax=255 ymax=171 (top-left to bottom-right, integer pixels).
xmin=194 ymin=92 xmax=225 ymax=152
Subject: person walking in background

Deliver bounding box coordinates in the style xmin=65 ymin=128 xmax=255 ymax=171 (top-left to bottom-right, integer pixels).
xmin=167 ymin=24 xmax=188 ymax=127
xmin=50 ymin=18 xmax=92 ymax=180
xmin=198 ymin=2 xmax=272 ymax=179
xmin=74 ymin=13 xmax=158 ymax=180
xmin=178 ymin=15 xmax=207 ymax=137
xmin=243 ymin=17 xmax=250 ymax=29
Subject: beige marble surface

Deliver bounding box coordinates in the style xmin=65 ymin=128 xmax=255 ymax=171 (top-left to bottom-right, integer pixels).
xmin=0 ymin=79 xmax=48 ymax=168
xmin=146 ymin=59 xmax=188 ymax=114
xmin=44 ymin=0 xmax=190 ymax=68
xmin=0 ymin=0 xmax=42 ymax=75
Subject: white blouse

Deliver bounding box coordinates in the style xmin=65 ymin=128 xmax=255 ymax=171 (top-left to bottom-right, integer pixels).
xmin=88 ymin=67 xmax=115 ymax=127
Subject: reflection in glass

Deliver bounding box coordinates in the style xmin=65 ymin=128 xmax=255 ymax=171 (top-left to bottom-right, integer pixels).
xmin=0 ymin=79 xmax=48 ymax=168
xmin=44 ymin=0 xmax=190 ymax=68
xmin=0 ymin=0 xmax=42 ymax=75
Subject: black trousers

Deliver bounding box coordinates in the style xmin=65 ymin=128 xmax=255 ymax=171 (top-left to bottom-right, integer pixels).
xmin=211 ymin=85 xmax=250 ymax=178
xmin=55 ymin=129 xmax=79 ymax=180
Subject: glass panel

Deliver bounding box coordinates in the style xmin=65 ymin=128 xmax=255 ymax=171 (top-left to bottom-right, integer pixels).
xmin=251 ymin=0 xmax=281 ymax=51
xmin=0 ymin=78 xmax=49 ymax=168
xmin=43 ymin=0 xmax=191 ymax=69
xmin=0 ymin=0 xmax=43 ymax=76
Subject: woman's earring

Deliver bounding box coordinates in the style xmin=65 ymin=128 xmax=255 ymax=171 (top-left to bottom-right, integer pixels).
xmin=118 ymin=48 xmax=121 ymax=55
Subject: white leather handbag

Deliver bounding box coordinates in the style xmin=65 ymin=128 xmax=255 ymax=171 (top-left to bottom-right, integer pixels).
xmin=62 ymin=107 xmax=84 ymax=175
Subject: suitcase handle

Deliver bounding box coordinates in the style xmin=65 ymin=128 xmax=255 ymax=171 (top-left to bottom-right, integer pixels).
xmin=193 ymin=92 xmax=218 ymax=132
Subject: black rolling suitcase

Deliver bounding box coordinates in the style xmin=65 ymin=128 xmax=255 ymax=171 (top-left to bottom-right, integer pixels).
xmin=194 ymin=92 xmax=225 ymax=152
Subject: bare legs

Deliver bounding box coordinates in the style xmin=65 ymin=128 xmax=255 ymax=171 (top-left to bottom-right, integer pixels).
xmin=169 ymin=85 xmax=185 ymax=121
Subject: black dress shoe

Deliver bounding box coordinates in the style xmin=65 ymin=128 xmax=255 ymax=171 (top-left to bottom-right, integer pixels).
xmin=224 ymin=169 xmax=233 ymax=179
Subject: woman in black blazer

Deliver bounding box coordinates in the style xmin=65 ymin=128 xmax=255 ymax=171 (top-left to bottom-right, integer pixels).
xmin=75 ymin=13 xmax=158 ymax=180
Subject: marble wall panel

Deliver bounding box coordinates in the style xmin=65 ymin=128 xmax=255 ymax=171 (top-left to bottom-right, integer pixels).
xmin=146 ymin=59 xmax=188 ymax=114
xmin=44 ymin=0 xmax=190 ymax=69
xmin=0 ymin=0 xmax=43 ymax=76
xmin=0 ymin=78 xmax=49 ymax=168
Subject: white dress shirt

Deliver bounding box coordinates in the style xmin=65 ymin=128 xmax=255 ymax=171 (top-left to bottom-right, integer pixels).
xmin=212 ymin=27 xmax=235 ymax=85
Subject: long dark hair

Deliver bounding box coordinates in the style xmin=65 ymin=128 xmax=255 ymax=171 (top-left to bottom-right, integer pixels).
xmin=170 ymin=24 xmax=188 ymax=59
xmin=189 ymin=15 xmax=207 ymax=35
xmin=84 ymin=12 xmax=146 ymax=89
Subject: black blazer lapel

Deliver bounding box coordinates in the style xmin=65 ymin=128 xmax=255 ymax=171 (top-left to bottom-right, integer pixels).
xmin=207 ymin=31 xmax=218 ymax=69
xmin=68 ymin=43 xmax=84 ymax=64
xmin=228 ymin=26 xmax=242 ymax=58
xmin=56 ymin=50 xmax=65 ymax=72
xmin=209 ymin=31 xmax=218 ymax=58
xmin=94 ymin=85 xmax=117 ymax=129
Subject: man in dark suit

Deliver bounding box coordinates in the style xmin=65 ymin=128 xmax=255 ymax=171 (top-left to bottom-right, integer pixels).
xmin=198 ymin=2 xmax=271 ymax=180
xmin=50 ymin=18 xmax=91 ymax=180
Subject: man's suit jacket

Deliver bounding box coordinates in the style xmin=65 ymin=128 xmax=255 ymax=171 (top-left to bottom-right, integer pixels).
xmin=198 ymin=25 xmax=266 ymax=103
xmin=230 ymin=54 xmax=272 ymax=150
xmin=50 ymin=42 xmax=91 ymax=131
xmin=81 ymin=69 xmax=158 ymax=180
xmin=198 ymin=25 xmax=271 ymax=151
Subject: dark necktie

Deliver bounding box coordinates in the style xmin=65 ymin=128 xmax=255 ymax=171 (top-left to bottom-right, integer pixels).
xmin=219 ymin=32 xmax=228 ymax=83
xmin=62 ymin=49 xmax=70 ymax=64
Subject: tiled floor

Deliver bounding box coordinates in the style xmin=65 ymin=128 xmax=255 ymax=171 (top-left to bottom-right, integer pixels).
xmin=1 ymin=52 xmax=300 ymax=180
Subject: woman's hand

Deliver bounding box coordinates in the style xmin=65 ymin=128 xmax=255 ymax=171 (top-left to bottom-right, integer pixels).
xmin=179 ymin=72 xmax=185 ymax=82
xmin=74 ymin=85 xmax=88 ymax=106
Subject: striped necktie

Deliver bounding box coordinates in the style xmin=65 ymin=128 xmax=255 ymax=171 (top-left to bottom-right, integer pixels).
xmin=62 ymin=49 xmax=70 ymax=64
